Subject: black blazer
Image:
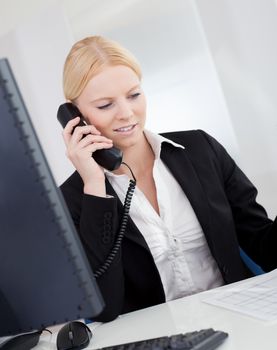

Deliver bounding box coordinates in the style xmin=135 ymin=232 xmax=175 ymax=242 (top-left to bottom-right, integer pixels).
xmin=60 ymin=130 xmax=277 ymax=322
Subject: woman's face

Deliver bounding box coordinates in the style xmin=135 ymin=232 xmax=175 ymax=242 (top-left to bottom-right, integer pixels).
xmin=76 ymin=65 xmax=147 ymax=151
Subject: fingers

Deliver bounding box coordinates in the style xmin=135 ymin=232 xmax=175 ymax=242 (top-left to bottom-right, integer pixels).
xmin=71 ymin=125 xmax=102 ymax=145
xmin=78 ymin=134 xmax=113 ymax=148
xmin=62 ymin=117 xmax=101 ymax=145
xmin=66 ymin=136 xmax=113 ymax=164
xmin=66 ymin=134 xmax=113 ymax=158
xmin=78 ymin=139 xmax=114 ymax=155
xmin=62 ymin=117 xmax=80 ymax=144
xmin=62 ymin=118 xmax=114 ymax=164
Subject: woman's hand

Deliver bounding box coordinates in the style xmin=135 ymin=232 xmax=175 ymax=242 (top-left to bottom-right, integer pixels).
xmin=62 ymin=116 xmax=113 ymax=196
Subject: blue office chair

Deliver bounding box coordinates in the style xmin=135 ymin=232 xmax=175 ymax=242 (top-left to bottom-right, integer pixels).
xmin=239 ymin=248 xmax=264 ymax=275
xmin=85 ymin=319 xmax=93 ymax=324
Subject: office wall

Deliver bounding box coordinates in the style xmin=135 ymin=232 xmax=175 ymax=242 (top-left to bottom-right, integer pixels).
xmin=195 ymin=0 xmax=277 ymax=218
xmin=0 ymin=0 xmax=276 ymax=217
xmin=0 ymin=1 xmax=75 ymax=181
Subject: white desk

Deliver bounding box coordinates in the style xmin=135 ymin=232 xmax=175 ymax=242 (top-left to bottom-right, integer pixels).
xmin=34 ymin=275 xmax=277 ymax=350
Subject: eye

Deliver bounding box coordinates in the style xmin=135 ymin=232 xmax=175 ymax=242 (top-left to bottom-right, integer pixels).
xmin=97 ymin=102 xmax=112 ymax=110
xmin=129 ymin=92 xmax=141 ymax=99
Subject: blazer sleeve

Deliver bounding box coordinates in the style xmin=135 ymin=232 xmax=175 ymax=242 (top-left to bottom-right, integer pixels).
xmin=60 ymin=172 xmax=124 ymax=322
xmin=200 ymin=130 xmax=277 ymax=272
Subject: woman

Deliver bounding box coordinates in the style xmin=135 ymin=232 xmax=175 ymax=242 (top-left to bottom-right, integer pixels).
xmin=60 ymin=35 xmax=277 ymax=322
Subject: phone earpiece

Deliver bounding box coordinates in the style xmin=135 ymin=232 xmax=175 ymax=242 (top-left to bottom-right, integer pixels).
xmin=57 ymin=103 xmax=86 ymax=128
xmin=57 ymin=102 xmax=123 ymax=171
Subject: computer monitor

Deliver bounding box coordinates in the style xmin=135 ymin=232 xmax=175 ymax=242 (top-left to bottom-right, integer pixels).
xmin=0 ymin=58 xmax=104 ymax=337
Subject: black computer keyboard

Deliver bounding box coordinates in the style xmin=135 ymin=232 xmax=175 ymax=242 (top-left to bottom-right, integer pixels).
xmin=98 ymin=328 xmax=228 ymax=350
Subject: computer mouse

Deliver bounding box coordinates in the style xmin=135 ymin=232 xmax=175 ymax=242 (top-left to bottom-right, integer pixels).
xmin=56 ymin=321 xmax=92 ymax=350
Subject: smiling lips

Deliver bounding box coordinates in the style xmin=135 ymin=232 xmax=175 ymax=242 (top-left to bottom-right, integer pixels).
xmin=114 ymin=123 xmax=137 ymax=133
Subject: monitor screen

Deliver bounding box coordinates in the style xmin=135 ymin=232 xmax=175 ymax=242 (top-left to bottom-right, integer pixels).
xmin=0 ymin=58 xmax=104 ymax=337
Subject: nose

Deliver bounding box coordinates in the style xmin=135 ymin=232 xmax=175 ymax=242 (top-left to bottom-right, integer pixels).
xmin=115 ymin=98 xmax=133 ymax=120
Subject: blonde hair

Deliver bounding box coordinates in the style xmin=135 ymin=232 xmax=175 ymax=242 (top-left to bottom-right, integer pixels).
xmin=63 ymin=36 xmax=142 ymax=101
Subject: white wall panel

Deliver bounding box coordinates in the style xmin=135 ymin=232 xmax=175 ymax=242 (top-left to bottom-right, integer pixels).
xmin=196 ymin=0 xmax=277 ymax=217
xmin=0 ymin=1 xmax=75 ymax=185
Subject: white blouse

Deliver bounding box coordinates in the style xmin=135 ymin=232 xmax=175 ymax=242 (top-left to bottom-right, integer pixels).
xmin=105 ymin=130 xmax=224 ymax=301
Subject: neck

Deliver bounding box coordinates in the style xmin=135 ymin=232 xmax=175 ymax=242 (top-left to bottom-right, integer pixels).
xmin=115 ymin=134 xmax=155 ymax=179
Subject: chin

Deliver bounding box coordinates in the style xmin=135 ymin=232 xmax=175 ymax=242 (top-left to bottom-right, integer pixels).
xmin=114 ymin=128 xmax=144 ymax=150
xmin=116 ymin=138 xmax=139 ymax=152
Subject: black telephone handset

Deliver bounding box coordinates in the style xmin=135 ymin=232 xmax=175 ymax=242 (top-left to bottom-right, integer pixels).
xmin=57 ymin=102 xmax=123 ymax=171
xmin=57 ymin=103 xmax=136 ymax=279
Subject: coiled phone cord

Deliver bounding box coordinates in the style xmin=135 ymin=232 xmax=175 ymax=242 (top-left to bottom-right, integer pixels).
xmin=94 ymin=162 xmax=136 ymax=279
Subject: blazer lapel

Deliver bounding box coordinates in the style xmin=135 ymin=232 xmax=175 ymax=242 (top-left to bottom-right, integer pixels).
xmin=105 ymin=179 xmax=151 ymax=251
xmin=105 ymin=141 xmax=212 ymax=251
xmin=160 ymin=143 xmax=211 ymax=238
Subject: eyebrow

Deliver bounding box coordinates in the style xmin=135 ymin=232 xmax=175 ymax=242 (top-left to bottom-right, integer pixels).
xmin=90 ymin=84 xmax=141 ymax=104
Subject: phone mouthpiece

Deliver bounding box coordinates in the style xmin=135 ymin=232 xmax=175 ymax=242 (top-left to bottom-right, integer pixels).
xmin=93 ymin=148 xmax=123 ymax=171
